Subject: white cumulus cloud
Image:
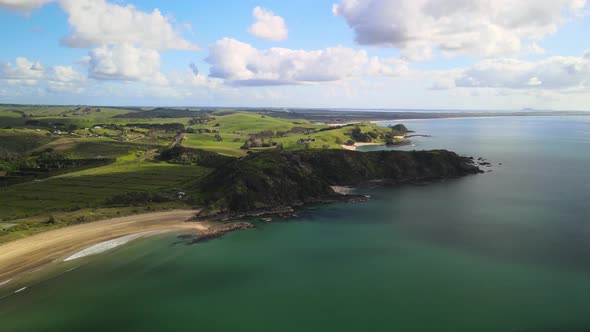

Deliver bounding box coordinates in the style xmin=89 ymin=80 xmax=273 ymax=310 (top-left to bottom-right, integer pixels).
xmin=0 ymin=57 xmax=45 ymax=80
xmin=248 ymin=6 xmax=288 ymax=41
xmin=0 ymin=57 xmax=87 ymax=95
xmin=58 ymin=0 xmax=197 ymax=51
xmin=49 ymin=65 xmax=85 ymax=82
xmin=455 ymin=54 xmax=590 ymax=89
xmin=207 ymin=38 xmax=406 ymax=86
xmin=333 ymin=0 xmax=587 ymax=60
xmin=87 ymin=44 xmax=162 ymax=82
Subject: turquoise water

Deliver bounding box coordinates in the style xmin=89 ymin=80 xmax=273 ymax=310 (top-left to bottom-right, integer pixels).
xmin=2 ymin=116 xmax=590 ymax=332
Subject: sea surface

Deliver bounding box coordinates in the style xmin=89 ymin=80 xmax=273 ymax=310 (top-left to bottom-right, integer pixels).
xmin=2 ymin=116 xmax=590 ymax=332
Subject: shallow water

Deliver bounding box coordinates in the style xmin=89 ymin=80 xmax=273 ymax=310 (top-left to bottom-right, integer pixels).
xmin=2 ymin=116 xmax=590 ymax=332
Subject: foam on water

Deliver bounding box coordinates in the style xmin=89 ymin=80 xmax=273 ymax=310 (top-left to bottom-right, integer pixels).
xmin=14 ymin=287 xmax=27 ymax=294
xmin=64 ymin=231 xmax=162 ymax=262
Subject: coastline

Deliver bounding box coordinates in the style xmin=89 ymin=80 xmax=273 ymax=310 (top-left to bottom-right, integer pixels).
xmin=0 ymin=148 xmax=482 ymax=289
xmin=373 ymin=116 xmax=507 ymax=123
xmin=320 ymin=113 xmax=590 ymax=127
xmin=63 ymin=230 xmax=167 ymax=262
xmin=371 ymin=115 xmax=568 ymax=124
xmin=0 ymin=210 xmax=206 ymax=287
xmin=319 ymin=114 xmax=590 ymax=130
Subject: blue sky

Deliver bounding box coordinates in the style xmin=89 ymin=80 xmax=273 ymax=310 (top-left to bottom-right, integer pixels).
xmin=0 ymin=0 xmax=589 ymax=110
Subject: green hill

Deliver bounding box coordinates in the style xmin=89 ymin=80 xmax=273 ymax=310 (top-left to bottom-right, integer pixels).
xmin=195 ymin=149 xmax=481 ymax=219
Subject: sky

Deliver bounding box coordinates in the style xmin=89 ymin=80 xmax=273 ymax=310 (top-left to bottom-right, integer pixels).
xmin=0 ymin=0 xmax=589 ymax=110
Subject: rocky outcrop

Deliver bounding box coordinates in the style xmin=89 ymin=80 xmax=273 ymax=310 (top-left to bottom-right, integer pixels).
xmin=180 ymin=222 xmax=255 ymax=243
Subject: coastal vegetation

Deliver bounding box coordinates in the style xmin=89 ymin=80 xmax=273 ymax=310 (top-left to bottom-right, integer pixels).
xmin=195 ymin=149 xmax=480 ymax=219
xmin=0 ymin=104 xmax=479 ymax=244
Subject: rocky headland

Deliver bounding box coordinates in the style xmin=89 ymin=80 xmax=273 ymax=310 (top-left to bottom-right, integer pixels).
xmin=192 ymin=149 xmax=482 ymax=220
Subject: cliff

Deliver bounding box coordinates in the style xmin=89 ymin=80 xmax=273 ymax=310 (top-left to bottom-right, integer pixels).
xmin=194 ymin=149 xmax=481 ymax=219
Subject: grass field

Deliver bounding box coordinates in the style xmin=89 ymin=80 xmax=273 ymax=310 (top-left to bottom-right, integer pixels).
xmin=0 ymin=129 xmax=168 ymax=160
xmin=274 ymin=124 xmax=391 ymax=150
xmin=0 ymin=105 xmax=192 ymax=129
xmin=0 ymin=106 xmax=404 ymax=243
xmin=0 ymin=129 xmax=56 ymax=153
xmin=2 ymin=108 xmax=395 ymax=157
xmin=203 ymin=112 xmax=314 ymax=133
xmin=183 ymin=132 xmax=247 ymax=156
xmin=35 ymin=137 xmax=163 ymax=158
xmin=183 ymin=112 xmax=393 ymax=154
xmin=0 ymin=160 xmax=210 ymax=220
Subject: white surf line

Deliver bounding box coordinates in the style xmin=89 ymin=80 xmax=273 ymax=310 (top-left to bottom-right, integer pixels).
xmin=64 ymin=230 xmax=164 ymax=262
xmin=14 ymin=287 xmax=27 ymax=294
xmin=0 ymin=279 xmax=12 ymax=287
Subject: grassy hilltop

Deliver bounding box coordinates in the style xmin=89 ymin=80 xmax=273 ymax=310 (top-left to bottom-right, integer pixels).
xmin=0 ymin=105 xmax=415 ymax=243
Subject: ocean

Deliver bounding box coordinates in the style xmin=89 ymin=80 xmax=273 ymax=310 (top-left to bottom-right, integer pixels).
xmin=1 ymin=116 xmax=590 ymax=332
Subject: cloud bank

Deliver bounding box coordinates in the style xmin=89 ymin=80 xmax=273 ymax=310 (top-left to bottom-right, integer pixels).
xmin=59 ymin=0 xmax=197 ymax=50
xmin=333 ymin=0 xmax=587 ymax=59
xmin=455 ymin=53 xmax=590 ymax=90
xmin=207 ymin=38 xmax=406 ymax=86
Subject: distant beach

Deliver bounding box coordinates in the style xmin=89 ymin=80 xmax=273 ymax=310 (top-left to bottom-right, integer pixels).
xmin=340 ymin=142 xmax=384 ymax=151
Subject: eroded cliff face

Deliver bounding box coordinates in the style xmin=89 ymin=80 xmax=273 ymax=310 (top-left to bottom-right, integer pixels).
xmin=195 ymin=149 xmax=481 ymax=219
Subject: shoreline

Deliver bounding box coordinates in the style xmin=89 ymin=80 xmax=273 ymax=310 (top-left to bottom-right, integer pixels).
xmin=319 ymin=113 xmax=590 ymax=127
xmin=0 ymin=210 xmax=206 ymax=287
xmin=373 ymin=116 xmax=507 ymax=123
xmin=63 ymin=230 xmax=168 ymax=262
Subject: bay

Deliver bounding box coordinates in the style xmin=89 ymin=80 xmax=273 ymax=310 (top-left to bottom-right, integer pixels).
xmin=2 ymin=116 xmax=590 ymax=332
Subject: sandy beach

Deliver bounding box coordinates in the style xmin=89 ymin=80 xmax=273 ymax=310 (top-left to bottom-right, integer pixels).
xmin=340 ymin=142 xmax=384 ymax=151
xmin=0 ymin=210 xmax=205 ymax=285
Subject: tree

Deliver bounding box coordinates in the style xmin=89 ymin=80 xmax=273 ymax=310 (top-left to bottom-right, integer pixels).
xmin=350 ymin=126 xmax=372 ymax=142
xmin=47 ymin=215 xmax=57 ymax=225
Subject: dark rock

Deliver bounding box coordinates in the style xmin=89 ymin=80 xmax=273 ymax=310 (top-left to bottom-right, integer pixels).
xmin=188 ymin=222 xmax=254 ymax=243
